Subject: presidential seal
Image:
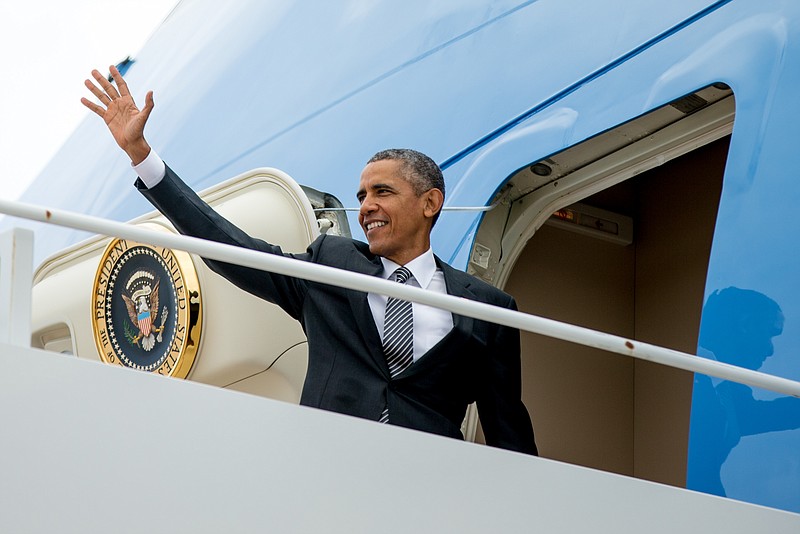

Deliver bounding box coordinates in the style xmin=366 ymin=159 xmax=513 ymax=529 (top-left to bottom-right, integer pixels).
xmin=92 ymin=237 xmax=202 ymax=378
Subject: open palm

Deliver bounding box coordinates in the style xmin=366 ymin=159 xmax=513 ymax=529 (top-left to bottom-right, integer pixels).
xmin=81 ymin=65 xmax=154 ymax=164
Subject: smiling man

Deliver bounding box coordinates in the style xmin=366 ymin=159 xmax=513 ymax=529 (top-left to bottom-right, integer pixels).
xmin=358 ymin=152 xmax=444 ymax=265
xmin=82 ymin=66 xmax=537 ymax=455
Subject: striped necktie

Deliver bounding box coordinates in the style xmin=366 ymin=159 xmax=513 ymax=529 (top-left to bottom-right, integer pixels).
xmin=379 ymin=266 xmax=414 ymax=424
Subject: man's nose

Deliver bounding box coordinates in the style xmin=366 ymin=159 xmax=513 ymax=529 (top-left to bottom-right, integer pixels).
xmin=359 ymin=196 xmax=376 ymax=216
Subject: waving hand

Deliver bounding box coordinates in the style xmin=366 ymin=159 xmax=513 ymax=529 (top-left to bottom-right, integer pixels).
xmin=81 ymin=65 xmax=153 ymax=164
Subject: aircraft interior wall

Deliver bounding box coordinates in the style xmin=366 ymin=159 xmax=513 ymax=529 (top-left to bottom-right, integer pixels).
xmin=481 ymin=137 xmax=729 ymax=488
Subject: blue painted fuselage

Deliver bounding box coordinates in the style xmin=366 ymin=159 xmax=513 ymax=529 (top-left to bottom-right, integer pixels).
xmin=15 ymin=0 xmax=800 ymax=513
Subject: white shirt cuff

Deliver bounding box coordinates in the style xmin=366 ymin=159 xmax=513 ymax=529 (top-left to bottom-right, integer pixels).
xmin=133 ymin=149 xmax=166 ymax=188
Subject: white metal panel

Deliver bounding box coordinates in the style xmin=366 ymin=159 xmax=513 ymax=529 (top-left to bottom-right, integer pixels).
xmin=0 ymin=228 xmax=33 ymax=346
xmin=0 ymin=344 xmax=797 ymax=533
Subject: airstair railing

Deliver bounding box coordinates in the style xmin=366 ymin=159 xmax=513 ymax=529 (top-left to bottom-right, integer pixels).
xmin=313 ymin=202 xmax=500 ymax=213
xmin=0 ymin=196 xmax=798 ymax=398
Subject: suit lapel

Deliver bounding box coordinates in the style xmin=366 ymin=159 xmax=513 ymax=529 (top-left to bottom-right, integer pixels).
xmin=344 ymin=247 xmax=390 ymax=376
xmin=344 ymin=248 xmax=479 ymax=379
xmin=396 ymin=257 xmax=475 ymax=378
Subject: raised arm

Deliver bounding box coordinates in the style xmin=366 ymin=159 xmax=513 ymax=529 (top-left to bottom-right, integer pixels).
xmin=81 ymin=65 xmax=153 ymax=165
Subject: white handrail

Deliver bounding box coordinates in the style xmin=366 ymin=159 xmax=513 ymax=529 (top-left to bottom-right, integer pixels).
xmin=1 ymin=197 xmax=799 ymax=398
xmin=314 ymin=203 xmax=499 ymax=213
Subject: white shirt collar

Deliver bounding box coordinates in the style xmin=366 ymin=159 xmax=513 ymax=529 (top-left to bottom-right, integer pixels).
xmin=379 ymin=248 xmax=438 ymax=289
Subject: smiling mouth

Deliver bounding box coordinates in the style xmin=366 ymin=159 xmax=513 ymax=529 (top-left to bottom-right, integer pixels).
xmin=365 ymin=221 xmax=387 ymax=232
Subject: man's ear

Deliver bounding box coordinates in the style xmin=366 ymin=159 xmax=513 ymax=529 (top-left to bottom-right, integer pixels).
xmin=423 ymin=188 xmax=444 ymax=220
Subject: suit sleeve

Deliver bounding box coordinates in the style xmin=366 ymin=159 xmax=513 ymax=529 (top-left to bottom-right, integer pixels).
xmin=136 ymin=163 xmax=314 ymax=320
xmin=476 ymin=296 xmax=538 ymax=455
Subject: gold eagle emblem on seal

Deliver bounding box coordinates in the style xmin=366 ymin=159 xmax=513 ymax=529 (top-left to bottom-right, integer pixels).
xmin=92 ymin=236 xmax=202 ymax=378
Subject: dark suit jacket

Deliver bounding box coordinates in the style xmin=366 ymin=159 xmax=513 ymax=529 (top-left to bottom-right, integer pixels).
xmin=137 ymin=165 xmax=537 ymax=455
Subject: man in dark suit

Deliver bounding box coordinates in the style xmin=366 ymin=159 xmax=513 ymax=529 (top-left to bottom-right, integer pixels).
xmin=82 ymin=66 xmax=537 ymax=455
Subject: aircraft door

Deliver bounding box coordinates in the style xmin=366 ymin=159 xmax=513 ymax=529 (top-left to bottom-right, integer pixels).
xmin=30 ymin=167 xmax=348 ymax=404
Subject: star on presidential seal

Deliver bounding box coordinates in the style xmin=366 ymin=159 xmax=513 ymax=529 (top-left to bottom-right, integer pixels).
xmin=92 ymin=237 xmax=202 ymax=378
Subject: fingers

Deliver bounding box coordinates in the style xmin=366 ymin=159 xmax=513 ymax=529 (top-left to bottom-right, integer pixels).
xmin=109 ymin=65 xmax=131 ymax=97
xmin=84 ymin=78 xmax=111 ymax=106
xmin=139 ymin=90 xmax=155 ymax=122
xmin=80 ymin=96 xmax=106 ymax=117
xmin=91 ymin=68 xmax=120 ymax=100
xmin=82 ymin=67 xmax=154 ymax=124
xmin=82 ymin=66 xmax=135 ymax=114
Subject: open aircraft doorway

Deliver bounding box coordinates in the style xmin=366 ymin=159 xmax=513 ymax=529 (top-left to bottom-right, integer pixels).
xmin=467 ymin=85 xmax=734 ymax=488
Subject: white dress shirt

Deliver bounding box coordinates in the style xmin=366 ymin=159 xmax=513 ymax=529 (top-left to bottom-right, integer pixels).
xmin=367 ymin=250 xmax=453 ymax=362
xmin=133 ymin=149 xmax=167 ymax=187
xmin=133 ymin=150 xmax=454 ymax=361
